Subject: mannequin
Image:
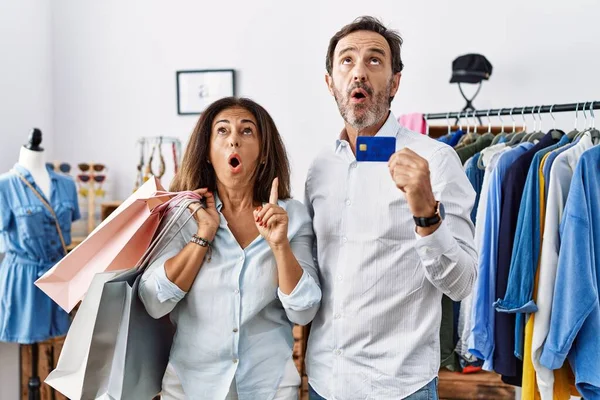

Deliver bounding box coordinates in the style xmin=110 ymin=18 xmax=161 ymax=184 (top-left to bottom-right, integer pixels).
xmin=0 ymin=128 xmax=80 ymax=400
xmin=18 ymin=128 xmax=51 ymax=199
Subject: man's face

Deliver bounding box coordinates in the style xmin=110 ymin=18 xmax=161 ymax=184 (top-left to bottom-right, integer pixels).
xmin=326 ymin=30 xmax=401 ymax=130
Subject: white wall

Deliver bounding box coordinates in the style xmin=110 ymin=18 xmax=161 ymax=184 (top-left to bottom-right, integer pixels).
xmin=0 ymin=0 xmax=54 ymax=173
xmin=51 ymin=0 xmax=600 ymax=201
xmin=0 ymin=1 xmax=54 ymax=398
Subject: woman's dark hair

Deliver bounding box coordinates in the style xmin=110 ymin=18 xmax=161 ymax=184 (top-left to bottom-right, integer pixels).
xmin=170 ymin=97 xmax=291 ymax=201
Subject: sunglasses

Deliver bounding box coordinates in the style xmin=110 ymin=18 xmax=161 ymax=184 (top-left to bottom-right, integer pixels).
xmin=46 ymin=162 xmax=72 ymax=174
xmin=78 ymin=163 xmax=105 ymax=172
xmin=77 ymin=174 xmax=106 ymax=183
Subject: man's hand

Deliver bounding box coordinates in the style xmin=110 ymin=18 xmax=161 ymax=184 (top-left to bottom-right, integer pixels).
xmin=388 ymin=148 xmax=437 ymax=219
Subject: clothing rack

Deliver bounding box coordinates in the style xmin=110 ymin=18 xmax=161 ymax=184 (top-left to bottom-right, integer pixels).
xmin=424 ymin=101 xmax=600 ymax=120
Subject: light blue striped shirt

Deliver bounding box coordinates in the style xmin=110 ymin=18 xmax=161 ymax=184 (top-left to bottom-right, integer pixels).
xmin=139 ymin=195 xmax=321 ymax=400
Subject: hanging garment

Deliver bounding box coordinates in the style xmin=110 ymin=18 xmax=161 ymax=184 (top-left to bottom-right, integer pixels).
xmin=540 ymin=145 xmax=600 ymax=399
xmin=493 ymin=133 xmax=560 ymax=384
xmin=456 ymin=133 xmax=494 ymax=164
xmin=532 ymin=135 xmax=592 ymax=400
xmin=464 ymin=153 xmax=485 ymax=224
xmin=469 ymin=143 xmax=533 ymax=371
xmin=0 ymin=164 xmax=80 ymax=343
xmin=519 ymin=152 xmax=552 ymax=400
xmin=398 ymin=113 xmax=427 ymax=134
xmin=458 ymin=146 xmax=509 ymax=363
xmin=494 ymin=134 xmax=570 ymax=359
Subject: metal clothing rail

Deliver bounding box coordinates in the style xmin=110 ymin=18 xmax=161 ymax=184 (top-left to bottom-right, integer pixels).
xmin=424 ymin=101 xmax=600 ymax=120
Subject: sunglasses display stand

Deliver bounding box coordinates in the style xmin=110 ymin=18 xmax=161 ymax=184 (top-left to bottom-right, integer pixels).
xmin=74 ymin=163 xmax=107 ymax=237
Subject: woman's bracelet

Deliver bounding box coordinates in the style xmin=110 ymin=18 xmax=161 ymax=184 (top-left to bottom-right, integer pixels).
xmin=190 ymin=234 xmax=212 ymax=262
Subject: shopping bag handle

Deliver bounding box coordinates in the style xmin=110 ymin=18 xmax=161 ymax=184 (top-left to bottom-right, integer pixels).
xmin=136 ymin=196 xmax=201 ymax=272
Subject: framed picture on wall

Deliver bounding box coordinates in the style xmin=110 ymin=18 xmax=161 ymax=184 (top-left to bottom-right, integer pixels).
xmin=176 ymin=69 xmax=236 ymax=115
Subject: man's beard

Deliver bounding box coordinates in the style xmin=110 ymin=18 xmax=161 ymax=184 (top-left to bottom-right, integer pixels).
xmin=333 ymin=79 xmax=392 ymax=131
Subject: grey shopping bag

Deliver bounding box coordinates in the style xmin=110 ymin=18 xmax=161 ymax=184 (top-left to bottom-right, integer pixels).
xmin=46 ymin=197 xmax=200 ymax=399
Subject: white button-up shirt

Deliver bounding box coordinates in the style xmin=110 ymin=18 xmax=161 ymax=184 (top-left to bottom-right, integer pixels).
xmin=304 ymin=113 xmax=477 ymax=399
xmin=139 ymin=196 xmax=321 ymax=400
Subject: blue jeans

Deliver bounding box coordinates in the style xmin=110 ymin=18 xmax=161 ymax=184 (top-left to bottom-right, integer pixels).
xmin=308 ymin=377 xmax=439 ymax=400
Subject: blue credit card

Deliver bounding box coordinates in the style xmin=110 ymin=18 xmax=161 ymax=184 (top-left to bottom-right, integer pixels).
xmin=356 ymin=136 xmax=396 ymax=162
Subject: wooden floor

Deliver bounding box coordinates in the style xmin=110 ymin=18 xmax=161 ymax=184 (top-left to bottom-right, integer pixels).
xmin=298 ymin=370 xmax=515 ymax=400
xmin=438 ymin=369 xmax=515 ymax=400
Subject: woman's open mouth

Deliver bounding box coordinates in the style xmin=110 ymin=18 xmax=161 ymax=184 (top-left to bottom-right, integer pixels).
xmin=228 ymin=153 xmax=243 ymax=174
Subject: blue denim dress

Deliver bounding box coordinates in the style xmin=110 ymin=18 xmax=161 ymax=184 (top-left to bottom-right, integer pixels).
xmin=0 ymin=164 xmax=80 ymax=344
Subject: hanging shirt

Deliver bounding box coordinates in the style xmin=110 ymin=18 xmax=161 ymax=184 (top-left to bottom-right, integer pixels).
xmin=464 ymin=153 xmax=485 ymax=224
xmin=304 ymin=113 xmax=477 ymax=400
xmin=469 ymin=143 xmax=533 ymax=371
xmin=398 ymin=113 xmax=427 ymax=134
xmin=520 ymin=152 xmax=552 ymax=400
xmin=533 ymin=134 xmax=593 ymax=400
xmin=457 ymin=146 xmax=508 ymax=363
xmin=448 ymin=129 xmax=466 ymax=147
xmin=540 ymin=145 xmax=600 ymax=399
xmin=493 ymin=133 xmax=560 ymax=382
xmin=494 ymin=134 xmax=570 ymax=359
xmin=456 ymin=133 xmax=494 ymax=164
xmin=0 ymin=164 xmax=80 ymax=343
xmin=542 ymin=139 xmax=578 ymax=195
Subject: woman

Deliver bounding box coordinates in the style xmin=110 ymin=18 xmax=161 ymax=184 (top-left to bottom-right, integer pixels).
xmin=139 ymin=97 xmax=321 ymax=400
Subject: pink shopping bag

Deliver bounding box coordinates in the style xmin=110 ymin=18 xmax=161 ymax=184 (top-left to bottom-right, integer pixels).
xmin=35 ymin=177 xmax=175 ymax=312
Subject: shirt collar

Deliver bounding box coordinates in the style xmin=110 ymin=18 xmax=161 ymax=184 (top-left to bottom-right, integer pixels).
xmin=214 ymin=191 xmax=224 ymax=212
xmin=13 ymin=163 xmax=58 ymax=184
xmin=335 ymin=111 xmax=400 ymax=150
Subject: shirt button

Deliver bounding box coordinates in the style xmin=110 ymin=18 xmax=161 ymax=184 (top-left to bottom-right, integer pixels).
xmin=342 ymin=236 xmax=347 ymax=243
xmin=345 ymin=199 xmax=351 ymax=206
xmin=233 ymin=328 xmax=238 ymax=333
xmin=50 ymin=240 xmax=56 ymax=245
xmin=341 ymin=142 xmax=347 ymax=147
xmin=350 ymin=162 xmax=357 ymax=168
xmin=233 ymin=358 xmax=238 ymax=363
xmin=334 ymin=349 xmax=342 ymax=356
xmin=334 ymin=313 xmax=341 ymax=319
xmin=239 ymin=256 xmax=244 ymax=261
xmin=234 ymin=289 xmax=240 ymax=294
xmin=337 ymin=275 xmax=343 ymax=282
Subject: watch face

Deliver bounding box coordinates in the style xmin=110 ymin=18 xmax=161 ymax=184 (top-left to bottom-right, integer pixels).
xmin=438 ymin=202 xmax=446 ymax=220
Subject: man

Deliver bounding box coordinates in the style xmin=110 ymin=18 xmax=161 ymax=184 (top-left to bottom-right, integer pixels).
xmin=304 ymin=16 xmax=478 ymax=400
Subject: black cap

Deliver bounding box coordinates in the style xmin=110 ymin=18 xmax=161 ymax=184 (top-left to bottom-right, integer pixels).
xmin=450 ymin=54 xmax=492 ymax=84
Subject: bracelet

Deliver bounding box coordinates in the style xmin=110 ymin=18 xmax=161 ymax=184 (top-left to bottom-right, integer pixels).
xmin=190 ymin=234 xmax=212 ymax=262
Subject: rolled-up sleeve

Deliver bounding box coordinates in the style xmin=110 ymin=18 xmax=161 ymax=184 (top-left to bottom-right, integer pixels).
xmin=277 ymin=200 xmax=321 ymax=326
xmin=139 ymin=211 xmax=190 ymax=319
xmin=415 ymin=147 xmax=478 ymax=301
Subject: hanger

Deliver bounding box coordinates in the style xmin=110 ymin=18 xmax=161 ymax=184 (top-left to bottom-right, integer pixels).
xmin=478 ymin=109 xmax=494 ymax=142
xmin=506 ymin=107 xmax=526 ymax=146
xmin=528 ymin=105 xmax=546 ymax=143
xmin=491 ymin=108 xmax=507 ymax=145
xmin=545 ymin=104 xmax=564 ymax=140
xmin=521 ymin=106 xmax=533 ymax=142
xmin=588 ymin=102 xmax=600 ymax=144
xmin=573 ymin=102 xmax=588 ymax=141
xmin=575 ymin=101 xmax=600 ymax=143
xmin=566 ymin=102 xmax=581 ymax=140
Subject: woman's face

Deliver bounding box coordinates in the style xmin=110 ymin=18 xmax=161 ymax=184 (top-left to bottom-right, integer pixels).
xmin=209 ymin=106 xmax=261 ymax=189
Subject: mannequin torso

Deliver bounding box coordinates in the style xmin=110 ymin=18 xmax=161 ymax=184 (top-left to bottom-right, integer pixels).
xmin=17 ymin=146 xmax=51 ymax=199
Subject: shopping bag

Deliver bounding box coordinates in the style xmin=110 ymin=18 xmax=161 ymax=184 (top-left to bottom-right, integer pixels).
xmin=35 ymin=177 xmax=173 ymax=313
xmin=45 ymin=196 xmax=200 ymax=399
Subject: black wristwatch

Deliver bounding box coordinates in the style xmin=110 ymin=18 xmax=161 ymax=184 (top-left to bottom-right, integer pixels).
xmin=413 ymin=201 xmax=445 ymax=228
